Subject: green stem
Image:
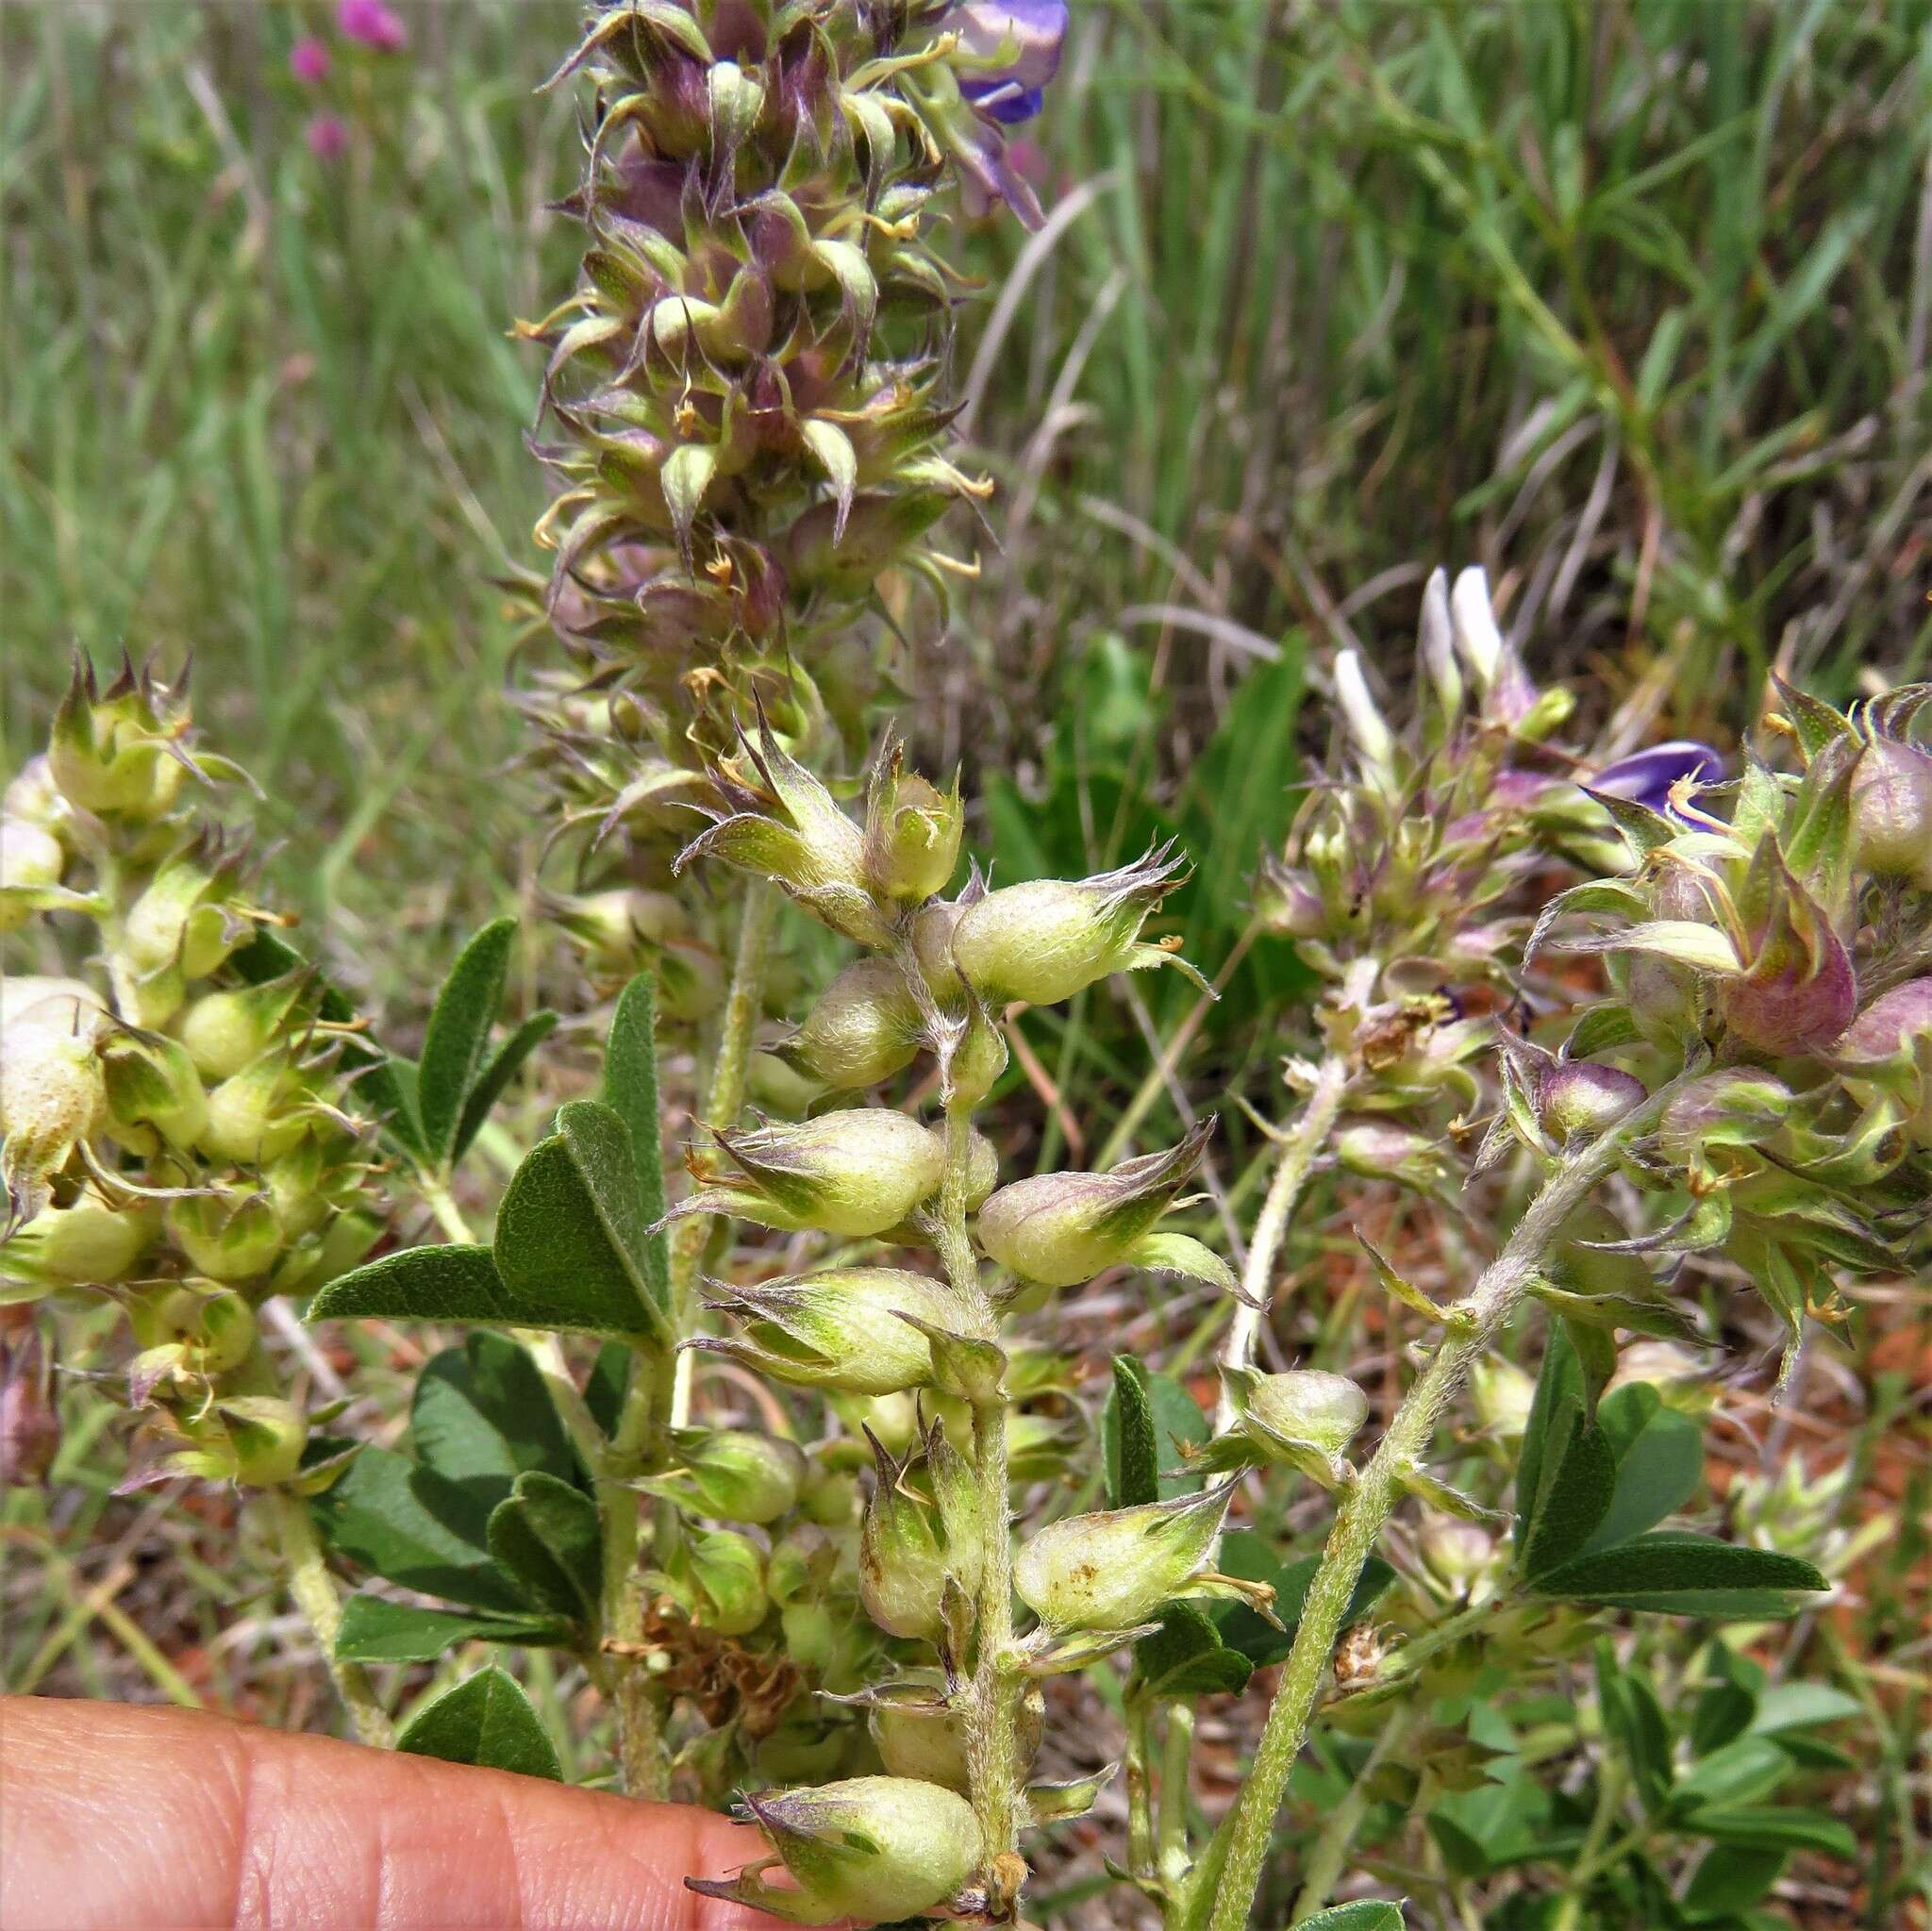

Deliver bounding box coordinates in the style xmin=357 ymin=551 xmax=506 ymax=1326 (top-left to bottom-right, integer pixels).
xmin=1215 ymin=957 xmax=1375 ymax=1426
xmin=1553 ymin=1760 xmax=1630 ymax=1928
xmin=268 ymin=1487 xmax=394 ymax=1750
xmin=602 ymin=880 xmax=774 ymax=1797
xmin=1290 ymin=1702 xmax=1415 ymax=1922
xmin=421 ymin=1179 xmax=475 ymax=1248
xmin=1125 ymin=1699 xmax=1157 ymax=1880
xmin=1200 ymin=1075 xmax=1688 ymax=1931
xmin=1158 ymin=1704 xmax=1195 ymax=1889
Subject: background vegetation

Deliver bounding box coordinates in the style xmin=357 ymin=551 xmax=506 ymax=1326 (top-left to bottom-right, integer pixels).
xmin=4 ymin=3 xmax=1926 ymax=1924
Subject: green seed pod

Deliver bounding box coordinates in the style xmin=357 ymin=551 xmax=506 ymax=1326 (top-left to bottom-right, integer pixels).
xmin=679 ymin=1524 xmax=769 ymax=1637
xmin=142 ymin=1280 xmax=258 ymax=1378
xmin=862 ymin=743 xmax=962 ymax=905
xmin=121 ymin=841 xmax=249 ymax=982
xmin=858 ymin=1425 xmax=978 ymax=1641
xmin=2 ymin=1190 xmax=156 ymax=1295
xmin=1537 ymin=1059 xmax=1647 ymax=1143
xmin=675 ymin=1108 xmax=946 ymax=1239
xmin=269 ymin=1206 xmax=383 ymax=1299
xmin=694 ymin=1266 xmax=975 ymax=1395
xmin=1211 ymin=1365 xmax=1368 ymax=1485
xmin=198 ymin=1056 xmax=311 ymax=1165
xmin=642 ymin=1426 xmax=807 ymax=1524
xmin=864 ymin=1673 xmax=990 ymax=1792
xmin=1015 ymin=1480 xmax=1241 ymax=1634
xmin=176 ymin=976 xmax=310 ymax=1083
xmin=974 ymin=1121 xmax=1230 ymax=1291
xmin=949 ymin=845 xmax=1198 ymax=1007
xmin=166 ymin=1186 xmax=283 ymax=1284
xmin=690 ymin=1777 xmax=983 ymax=1927
xmin=772 ymin=957 xmax=923 ymax=1091
xmin=100 ymin=1030 xmax=208 ymax=1155
xmin=1335 ymin=1120 xmax=1451 ymax=1190
xmin=46 ymin=657 xmax=184 ymax=820
xmin=1658 ymin=1069 xmax=1791 ymax=1163
xmin=161 ymin=1394 xmax=306 ymax=1489
xmin=1419 ymin=1517 xmax=1495 ymax=1596
xmin=0 ymin=816 xmax=66 ymax=931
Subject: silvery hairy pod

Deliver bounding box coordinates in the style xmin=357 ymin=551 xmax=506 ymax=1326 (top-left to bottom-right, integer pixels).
xmin=946 ymin=843 xmax=1204 ymax=1007
xmin=636 ymin=1426 xmax=807 ymax=1525
xmin=771 ymin=957 xmax=923 ymax=1091
xmin=691 ymin=1266 xmax=984 ymax=1396
xmin=974 ymin=1119 xmax=1238 ymax=1294
xmin=686 ymin=1777 xmax=983 ymax=1927
xmin=1334 ymin=1120 xmax=1456 ymax=1197
xmin=1198 ymin=1365 xmax=1369 ymax=1486
xmin=1851 ymin=736 xmax=1932 ymax=888
xmin=1014 ymin=1477 xmax=1273 ymax=1635
xmin=667 ymin=1108 xmax=947 ymax=1238
xmin=858 ymin=1422 xmax=981 ymax=1640
xmin=863 ymin=738 xmax=963 ymax=906
xmin=674 ymin=707 xmax=891 ymax=945
xmin=0 ymin=999 xmax=109 ymax=1231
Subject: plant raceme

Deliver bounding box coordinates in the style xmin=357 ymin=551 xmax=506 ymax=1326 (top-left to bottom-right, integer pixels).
xmin=4 ymin=7 xmax=1925 ymax=1931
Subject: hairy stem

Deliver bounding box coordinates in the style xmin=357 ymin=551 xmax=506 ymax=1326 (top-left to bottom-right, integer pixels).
xmin=268 ymin=1487 xmax=394 ymax=1750
xmin=1125 ymin=1699 xmax=1156 ymax=1880
xmin=1200 ymin=1077 xmax=1686 ymax=1931
xmin=1289 ymin=1701 xmax=1415 ymax=1922
xmin=602 ymin=880 xmax=774 ymax=1796
xmin=1158 ymin=1704 xmax=1195 ymax=1888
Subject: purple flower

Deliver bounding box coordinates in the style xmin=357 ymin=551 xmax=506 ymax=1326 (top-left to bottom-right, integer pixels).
xmin=337 ymin=0 xmax=408 ymax=54
xmin=1591 ymin=740 xmax=1724 ymax=814
xmin=290 ymin=36 xmax=332 ymax=85
xmin=956 ymin=1 xmax=1066 ymax=125
xmin=306 ymin=114 xmax=351 ymax=161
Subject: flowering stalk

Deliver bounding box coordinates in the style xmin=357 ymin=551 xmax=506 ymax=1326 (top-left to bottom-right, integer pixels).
xmin=1196 ymin=1074 xmax=1689 ymax=1931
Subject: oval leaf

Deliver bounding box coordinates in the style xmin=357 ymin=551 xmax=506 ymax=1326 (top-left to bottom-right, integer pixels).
xmin=397 ymin=1667 xmax=562 ymax=1781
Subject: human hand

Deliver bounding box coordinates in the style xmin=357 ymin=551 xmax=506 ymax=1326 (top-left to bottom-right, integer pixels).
xmin=0 ymin=1694 xmax=799 ymax=1930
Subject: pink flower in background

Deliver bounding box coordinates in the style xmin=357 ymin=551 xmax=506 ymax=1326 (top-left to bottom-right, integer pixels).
xmin=337 ymin=0 xmax=408 ymax=53
xmin=289 ymin=36 xmax=332 ymax=84
xmin=305 ymin=114 xmax=350 ymax=161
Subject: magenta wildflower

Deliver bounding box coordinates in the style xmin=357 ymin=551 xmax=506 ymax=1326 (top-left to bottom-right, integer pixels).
xmin=337 ymin=0 xmax=408 ymax=54
xmin=289 ymin=36 xmax=332 ymax=85
xmin=305 ymin=114 xmax=350 ymax=161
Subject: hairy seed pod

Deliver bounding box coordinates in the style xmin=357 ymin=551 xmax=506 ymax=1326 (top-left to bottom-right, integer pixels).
xmin=100 ymin=1031 xmax=208 ymax=1154
xmin=772 ymin=957 xmax=922 ymax=1090
xmin=1851 ymin=738 xmax=1932 ymax=887
xmin=678 ymin=1109 xmax=946 ymax=1238
xmin=177 ymin=977 xmax=310 ymax=1083
xmin=47 ymin=658 xmax=184 ymax=820
xmin=1015 ymin=1480 xmax=1239 ymax=1633
xmin=1537 ymin=1059 xmax=1647 ymax=1143
xmin=862 ymin=746 xmax=962 ymax=904
xmin=166 ymin=1187 xmax=283 ymax=1284
xmin=198 ymin=1057 xmax=311 ymax=1165
xmin=1 ymin=1012 xmax=108 ymax=1226
xmin=2 ymin=1190 xmax=155 ymax=1293
xmin=644 ymin=1426 xmax=806 ymax=1524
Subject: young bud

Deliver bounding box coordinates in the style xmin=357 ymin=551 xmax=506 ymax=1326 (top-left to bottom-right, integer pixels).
xmin=675 ymin=708 xmax=890 ymax=946
xmin=1334 ymin=1120 xmax=1451 ymax=1191
xmin=100 ymin=1031 xmax=208 ymax=1154
xmin=1 ymin=1010 xmax=108 ymax=1227
xmin=1419 ymin=1517 xmax=1495 ymax=1596
xmin=1537 ymin=1059 xmax=1647 ymax=1143
xmin=693 ymin=1266 xmax=978 ymax=1396
xmin=688 ymin=1777 xmax=982 ymax=1927
xmin=166 ymin=1186 xmax=283 ymax=1284
xmin=868 ymin=1676 xmax=972 ymax=1790
xmin=198 ymin=1055 xmax=313 ymax=1165
xmin=863 ymin=742 xmax=963 ymax=904
xmin=655 ymin=1524 xmax=769 ymax=1637
xmin=122 ymin=841 xmax=250 ymax=982
xmin=1851 ymin=737 xmax=1932 ymax=887
xmin=140 ymin=1280 xmax=258 ymax=1378
xmin=641 ymin=1426 xmax=806 ymax=1524
xmin=772 ymin=958 xmax=922 ymax=1090
xmin=675 ymin=1109 xmax=946 ymax=1238
xmin=1719 ymin=845 xmax=1857 ymax=1056
xmin=1211 ymin=1366 xmax=1368 ymax=1485
xmin=949 ymin=844 xmax=1199 ymax=1006
xmin=47 ymin=658 xmax=184 ymax=820
xmin=1469 ymin=1356 xmax=1535 ymax=1438
xmin=1835 ymin=977 xmax=1932 ymax=1072
xmin=974 ymin=1121 xmax=1231 ymax=1291
xmin=1014 ymin=1479 xmax=1249 ymax=1633
xmin=858 ymin=1424 xmax=981 ymax=1640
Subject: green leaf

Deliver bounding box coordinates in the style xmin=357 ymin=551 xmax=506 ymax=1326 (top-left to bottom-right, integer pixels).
xmin=1532 ymin=1533 xmax=1829 ymax=1617
xmin=397 ymin=1667 xmax=562 ymax=1781
xmin=335 ymin=1596 xmax=570 ymax=1664
xmin=1131 ymin=1602 xmax=1254 ymax=1701
xmin=308 ymin=1446 xmax=529 ymax=1613
xmin=1596 ymin=1641 xmax=1674 ymax=1811
xmin=410 ymin=1333 xmax=583 ymax=1512
xmin=1581 ymin=1383 xmax=1705 ymax=1556
xmin=1210 ymin=1536 xmax=1395 ymax=1666
xmin=1682 ymin=1843 xmax=1788 ymax=1919
xmin=1671 ymin=1737 xmax=1790 ymax=1813
xmin=1102 ymin=1357 xmax=1207 ymax=1506
xmin=310 ymin=1243 xmax=657 ymax=1344
xmin=1293 ymin=1906 xmax=1406 ymax=1930
xmin=585 ymin=1340 xmax=632 ymax=1439
xmin=494 ymin=1100 xmax=669 ymax=1342
xmin=1678 ymin=1805 xmax=1857 ymax=1860
xmin=1746 ymin=1682 xmax=1862 ymax=1735
xmin=1520 ymin=1405 xmax=1616 ymax=1580
xmin=603 ymin=974 xmax=668 ymax=1306
xmin=452 ymin=1010 xmax=558 ymax=1164
xmin=417 ymin=918 xmax=516 ymax=1169
xmin=1517 ymin=1324 xmax=1590 ymax=1548
xmin=486 ymin=1471 xmax=603 ymax=1623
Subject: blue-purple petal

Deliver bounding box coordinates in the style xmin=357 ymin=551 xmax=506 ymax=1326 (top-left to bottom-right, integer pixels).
xmin=1591 ymin=740 xmax=1724 ymax=813
xmin=961 ymin=79 xmax=1046 ymax=124
xmin=956 ymin=1 xmax=1068 ymax=92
